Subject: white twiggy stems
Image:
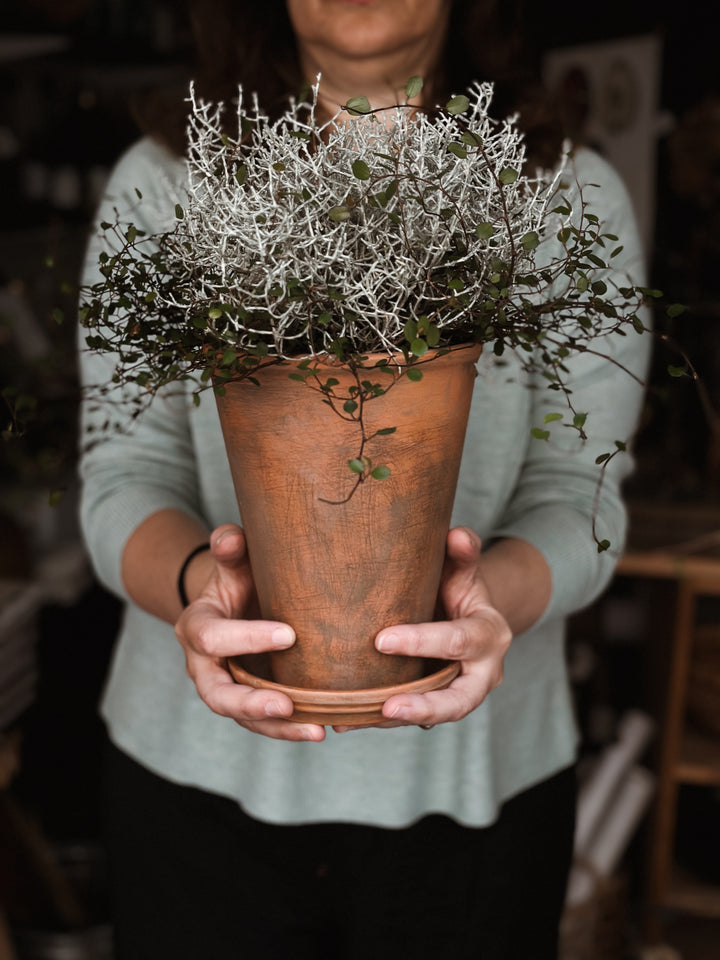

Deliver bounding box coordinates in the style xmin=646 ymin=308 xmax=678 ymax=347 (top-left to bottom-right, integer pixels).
xmin=162 ymin=80 xmax=565 ymax=361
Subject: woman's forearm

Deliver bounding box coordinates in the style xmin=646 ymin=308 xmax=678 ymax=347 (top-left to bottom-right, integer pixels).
xmin=477 ymin=537 xmax=552 ymax=636
xmin=121 ymin=508 xmax=214 ymax=624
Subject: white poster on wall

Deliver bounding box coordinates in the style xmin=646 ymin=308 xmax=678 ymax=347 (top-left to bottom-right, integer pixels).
xmin=544 ymin=33 xmax=665 ymax=258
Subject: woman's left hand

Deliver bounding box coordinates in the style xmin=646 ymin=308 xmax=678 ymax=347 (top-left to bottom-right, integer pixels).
xmin=336 ymin=526 xmax=512 ymax=731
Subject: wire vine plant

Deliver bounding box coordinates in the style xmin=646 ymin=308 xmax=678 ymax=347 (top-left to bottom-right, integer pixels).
xmin=79 ymin=76 xmax=654 ymax=523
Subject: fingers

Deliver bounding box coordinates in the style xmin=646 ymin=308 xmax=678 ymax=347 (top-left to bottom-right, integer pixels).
xmin=382 ymin=669 xmax=502 ymax=727
xmin=179 ymin=605 xmax=295 ymax=659
xmin=376 ymin=606 xmax=509 ymax=664
xmin=375 ymin=602 xmax=512 ymax=727
xmin=187 ymin=651 xmax=325 ymax=742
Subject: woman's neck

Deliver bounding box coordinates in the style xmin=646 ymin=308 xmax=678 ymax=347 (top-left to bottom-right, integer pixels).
xmin=297 ymin=33 xmax=446 ymax=120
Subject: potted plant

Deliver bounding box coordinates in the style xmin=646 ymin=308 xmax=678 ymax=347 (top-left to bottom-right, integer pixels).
xmin=78 ymin=77 xmax=652 ymax=724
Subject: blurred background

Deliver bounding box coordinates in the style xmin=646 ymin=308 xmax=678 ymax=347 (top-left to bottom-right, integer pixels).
xmin=1 ymin=1 xmax=719 ymax=958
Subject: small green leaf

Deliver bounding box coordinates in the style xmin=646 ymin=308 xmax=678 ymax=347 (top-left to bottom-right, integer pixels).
xmin=174 ymin=203 xmax=184 ymax=220
xmin=328 ymin=205 xmax=352 ymax=222
xmin=405 ymin=75 xmax=423 ymax=99
xmin=573 ymin=413 xmax=587 ymax=429
xmin=446 ymin=94 xmax=470 ymax=115
xmin=406 ymin=368 xmax=423 ymax=382
xmin=383 ymin=179 xmax=398 ymax=202
xmin=403 ymin=320 xmax=418 ymax=341
xmin=52 ymin=307 xmax=64 ymax=325
xmin=595 ymin=452 xmax=611 ymax=464
xmin=498 ymin=168 xmax=518 ymax=185
xmin=235 ymin=164 xmax=247 ymax=186
xmin=667 ymin=303 xmax=686 ymax=318
xmin=544 ymin=412 xmax=563 ymax=423
xmin=597 ymin=539 xmax=611 ymax=553
xmin=461 ymin=131 xmax=483 ymax=147
xmin=352 ymin=158 xmax=371 ymax=180
xmin=410 ymin=338 xmax=428 ymax=357
xmin=447 ymin=142 xmax=468 ymax=159
xmin=426 ymin=324 xmax=440 ymax=348
xmin=668 ymin=364 xmax=687 ymax=378
xmin=520 ymin=231 xmax=539 ymax=251
xmin=345 ymin=96 xmax=372 ymax=115
xmin=475 ymin=222 xmax=494 ymax=240
xmin=343 ymin=399 xmax=358 ymax=414
xmin=375 ymin=427 xmax=397 ymax=436
xmin=348 ymin=458 xmax=365 ymax=474
xmin=371 ymin=465 xmax=391 ymax=481
xmin=531 ymin=428 xmax=550 ymax=440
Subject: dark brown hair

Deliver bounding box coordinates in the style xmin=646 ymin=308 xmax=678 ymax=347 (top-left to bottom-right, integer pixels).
xmin=135 ymin=0 xmax=562 ymax=168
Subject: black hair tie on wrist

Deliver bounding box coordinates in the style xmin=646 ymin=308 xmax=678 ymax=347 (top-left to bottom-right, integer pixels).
xmin=178 ymin=542 xmax=211 ymax=608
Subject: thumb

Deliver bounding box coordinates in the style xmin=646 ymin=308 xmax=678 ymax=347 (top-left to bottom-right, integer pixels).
xmin=210 ymin=523 xmax=249 ymax=572
xmin=445 ymin=526 xmax=482 ymax=568
xmin=441 ymin=526 xmax=491 ymax=616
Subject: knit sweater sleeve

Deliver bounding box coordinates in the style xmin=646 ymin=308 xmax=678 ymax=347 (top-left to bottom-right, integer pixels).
xmin=491 ymin=148 xmax=651 ymax=624
xmin=77 ymin=138 xmax=207 ymax=601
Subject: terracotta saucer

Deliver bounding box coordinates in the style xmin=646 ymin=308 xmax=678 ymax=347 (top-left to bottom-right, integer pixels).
xmin=227 ymin=657 xmax=460 ymax=727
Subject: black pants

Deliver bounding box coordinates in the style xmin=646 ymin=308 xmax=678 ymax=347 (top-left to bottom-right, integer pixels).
xmin=104 ymin=740 xmax=576 ymax=960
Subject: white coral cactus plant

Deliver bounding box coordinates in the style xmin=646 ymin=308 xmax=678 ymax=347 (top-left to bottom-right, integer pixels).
xmin=79 ymin=75 xmax=650 ymax=505
xmin=172 ymin=78 xmax=563 ymax=361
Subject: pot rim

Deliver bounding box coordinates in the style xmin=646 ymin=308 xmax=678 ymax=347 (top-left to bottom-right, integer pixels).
xmin=228 ymin=658 xmax=460 ymax=706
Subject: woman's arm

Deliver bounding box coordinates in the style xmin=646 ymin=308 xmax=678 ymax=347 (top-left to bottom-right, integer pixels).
xmin=121 ymin=508 xmax=211 ymax=624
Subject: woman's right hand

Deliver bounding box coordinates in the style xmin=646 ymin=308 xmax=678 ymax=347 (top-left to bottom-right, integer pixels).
xmin=174 ymin=523 xmax=326 ymax=741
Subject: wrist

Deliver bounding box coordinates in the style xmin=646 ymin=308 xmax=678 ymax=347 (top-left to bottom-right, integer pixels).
xmin=178 ymin=542 xmax=212 ymax=607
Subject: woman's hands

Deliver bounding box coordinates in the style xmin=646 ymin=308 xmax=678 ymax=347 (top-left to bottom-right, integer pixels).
xmin=174 ymin=523 xmax=542 ymax=739
xmin=335 ymin=527 xmax=514 ymax=731
xmin=174 ymin=524 xmax=326 ymax=742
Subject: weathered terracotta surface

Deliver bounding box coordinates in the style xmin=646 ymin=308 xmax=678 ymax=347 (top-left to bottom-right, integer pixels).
xmin=215 ymin=344 xmax=481 ymax=692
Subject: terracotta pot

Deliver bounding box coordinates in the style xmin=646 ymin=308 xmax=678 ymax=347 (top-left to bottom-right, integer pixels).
xmin=215 ymin=344 xmax=481 ymax=718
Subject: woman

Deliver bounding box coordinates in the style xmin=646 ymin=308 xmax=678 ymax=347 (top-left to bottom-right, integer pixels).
xmin=79 ymin=1 xmax=649 ymax=957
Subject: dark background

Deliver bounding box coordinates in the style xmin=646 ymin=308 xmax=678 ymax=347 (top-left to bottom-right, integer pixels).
xmin=1 ymin=0 xmax=719 ymax=951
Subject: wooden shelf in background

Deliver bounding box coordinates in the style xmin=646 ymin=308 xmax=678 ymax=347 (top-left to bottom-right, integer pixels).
xmin=616 ymin=502 xmax=720 ymax=942
xmin=675 ymin=727 xmax=720 ymax=786
xmin=666 ymin=866 xmax=720 ymax=919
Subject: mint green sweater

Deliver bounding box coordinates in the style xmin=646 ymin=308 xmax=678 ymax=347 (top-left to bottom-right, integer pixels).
xmin=79 ymin=137 xmax=649 ymax=827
